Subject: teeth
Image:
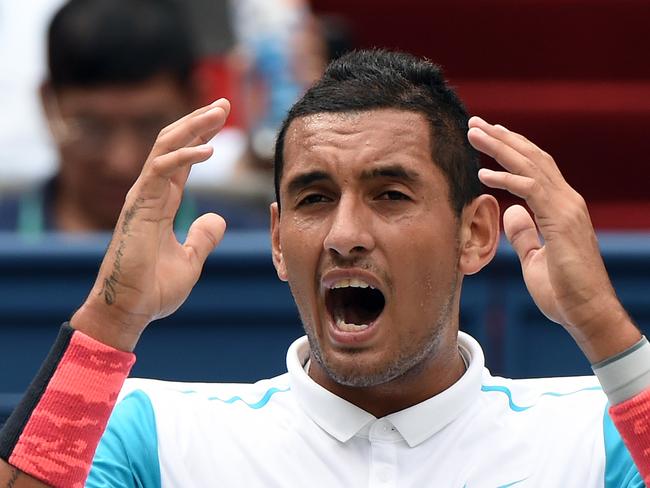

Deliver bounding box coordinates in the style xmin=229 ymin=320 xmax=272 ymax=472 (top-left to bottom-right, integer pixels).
xmin=336 ymin=316 xmax=369 ymax=332
xmin=331 ymin=278 xmax=372 ymax=289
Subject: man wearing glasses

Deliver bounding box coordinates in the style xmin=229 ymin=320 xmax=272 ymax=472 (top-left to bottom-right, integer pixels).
xmin=0 ymin=0 xmax=197 ymax=234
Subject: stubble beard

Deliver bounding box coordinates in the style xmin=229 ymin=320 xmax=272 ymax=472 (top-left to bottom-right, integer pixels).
xmin=303 ymin=272 xmax=458 ymax=388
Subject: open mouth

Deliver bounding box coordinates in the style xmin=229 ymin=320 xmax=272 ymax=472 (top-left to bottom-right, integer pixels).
xmin=325 ymin=279 xmax=386 ymax=332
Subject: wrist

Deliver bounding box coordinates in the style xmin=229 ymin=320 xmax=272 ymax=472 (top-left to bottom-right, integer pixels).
xmin=71 ymin=299 xmax=145 ymax=353
xmin=567 ymin=302 xmax=641 ymax=364
xmin=593 ymin=336 xmax=650 ymax=404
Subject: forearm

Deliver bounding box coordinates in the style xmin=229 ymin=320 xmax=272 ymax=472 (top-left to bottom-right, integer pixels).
xmin=0 ymin=460 xmax=48 ymax=488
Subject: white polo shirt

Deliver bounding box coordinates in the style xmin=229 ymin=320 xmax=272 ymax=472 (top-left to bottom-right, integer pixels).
xmin=87 ymin=332 xmax=641 ymax=487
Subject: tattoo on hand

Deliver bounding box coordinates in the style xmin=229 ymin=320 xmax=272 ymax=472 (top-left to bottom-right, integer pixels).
xmin=98 ymin=198 xmax=143 ymax=305
xmin=5 ymin=468 xmax=19 ymax=488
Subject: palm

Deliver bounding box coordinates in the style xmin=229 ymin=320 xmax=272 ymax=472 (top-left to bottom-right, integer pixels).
xmin=518 ymin=245 xmax=560 ymax=323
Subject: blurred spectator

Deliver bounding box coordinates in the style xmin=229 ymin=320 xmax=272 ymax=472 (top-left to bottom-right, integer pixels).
xmin=0 ymin=0 xmax=328 ymax=234
xmin=0 ymin=0 xmax=268 ymax=234
xmin=187 ymin=0 xmax=328 ymax=204
xmin=0 ymin=0 xmax=63 ymax=189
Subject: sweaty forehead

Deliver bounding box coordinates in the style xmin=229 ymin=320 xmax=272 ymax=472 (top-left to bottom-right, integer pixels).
xmin=282 ymin=109 xmax=432 ymax=171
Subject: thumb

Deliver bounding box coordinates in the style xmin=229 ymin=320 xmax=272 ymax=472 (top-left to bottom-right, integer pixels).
xmin=503 ymin=204 xmax=542 ymax=266
xmin=183 ymin=213 xmax=227 ymax=270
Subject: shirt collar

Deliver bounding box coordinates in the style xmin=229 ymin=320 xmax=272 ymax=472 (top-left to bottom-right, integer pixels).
xmin=286 ymin=331 xmax=484 ymax=447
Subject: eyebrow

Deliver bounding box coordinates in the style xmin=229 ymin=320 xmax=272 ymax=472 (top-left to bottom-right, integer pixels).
xmin=285 ymin=164 xmax=421 ymax=196
xmin=285 ymin=170 xmax=332 ymax=195
xmin=360 ymin=164 xmax=421 ymax=183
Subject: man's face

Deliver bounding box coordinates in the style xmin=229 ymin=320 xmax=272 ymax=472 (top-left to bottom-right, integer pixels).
xmin=46 ymin=75 xmax=191 ymax=230
xmin=272 ymin=109 xmax=464 ymax=389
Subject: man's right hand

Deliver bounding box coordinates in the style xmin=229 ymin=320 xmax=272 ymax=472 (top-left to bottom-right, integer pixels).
xmin=70 ymin=99 xmax=231 ymax=352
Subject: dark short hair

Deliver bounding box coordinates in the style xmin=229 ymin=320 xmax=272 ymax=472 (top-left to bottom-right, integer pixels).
xmin=47 ymin=0 xmax=195 ymax=90
xmin=273 ymin=49 xmax=482 ymax=215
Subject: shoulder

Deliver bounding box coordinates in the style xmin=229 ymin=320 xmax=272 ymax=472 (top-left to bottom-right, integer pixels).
xmin=118 ymin=374 xmax=294 ymax=416
xmin=479 ymin=371 xmax=606 ymax=412
xmin=477 ymin=372 xmax=608 ymax=447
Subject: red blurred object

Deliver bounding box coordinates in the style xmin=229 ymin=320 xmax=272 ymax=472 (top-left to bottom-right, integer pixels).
xmin=311 ymin=0 xmax=650 ymax=229
xmin=194 ymin=56 xmax=245 ymax=129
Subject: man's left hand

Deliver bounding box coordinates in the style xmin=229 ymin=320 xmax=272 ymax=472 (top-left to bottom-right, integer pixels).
xmin=467 ymin=116 xmax=640 ymax=363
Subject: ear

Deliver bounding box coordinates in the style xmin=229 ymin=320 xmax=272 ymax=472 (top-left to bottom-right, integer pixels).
xmin=458 ymin=194 xmax=500 ymax=275
xmin=270 ymin=202 xmax=288 ymax=281
xmin=40 ymin=81 xmax=55 ymax=119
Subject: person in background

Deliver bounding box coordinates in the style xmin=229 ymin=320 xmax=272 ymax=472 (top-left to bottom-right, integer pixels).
xmin=0 ymin=0 xmax=268 ymax=235
xmin=195 ymin=0 xmax=328 ymax=206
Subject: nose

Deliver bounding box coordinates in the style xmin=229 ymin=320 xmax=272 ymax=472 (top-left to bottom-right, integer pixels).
xmin=323 ymin=195 xmax=375 ymax=258
xmin=103 ymin=129 xmax=148 ymax=179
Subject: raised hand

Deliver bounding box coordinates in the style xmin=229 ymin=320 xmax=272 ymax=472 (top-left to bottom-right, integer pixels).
xmin=70 ymin=99 xmax=231 ymax=351
xmin=467 ymin=116 xmax=640 ymax=362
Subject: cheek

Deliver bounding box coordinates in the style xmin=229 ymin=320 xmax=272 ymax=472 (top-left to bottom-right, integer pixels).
xmin=388 ymin=232 xmax=459 ymax=307
xmin=59 ymin=157 xmax=94 ymax=186
xmin=280 ymin=225 xmax=318 ymax=289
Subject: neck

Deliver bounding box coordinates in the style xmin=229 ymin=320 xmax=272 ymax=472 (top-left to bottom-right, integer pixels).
xmin=54 ymin=186 xmax=113 ymax=232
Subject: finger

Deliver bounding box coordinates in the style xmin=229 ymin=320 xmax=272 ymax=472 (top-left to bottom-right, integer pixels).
xmin=502 ymin=204 xmax=542 ymax=266
xmin=478 ymin=168 xmax=543 ymax=201
xmin=154 ymin=105 xmax=228 ymax=156
xmin=148 ymin=144 xmax=214 ymax=179
xmin=136 ymin=144 xmax=213 ymax=200
xmin=159 ymin=98 xmax=231 ymax=138
xmin=469 ymin=116 xmax=541 ymax=159
xmin=168 ymin=100 xmax=231 ymax=149
xmin=469 ymin=116 xmax=562 ymax=180
xmin=468 ymin=127 xmax=539 ymax=178
xmin=183 ymin=213 xmax=227 ymax=271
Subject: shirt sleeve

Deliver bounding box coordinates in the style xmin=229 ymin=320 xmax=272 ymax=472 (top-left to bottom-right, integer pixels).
xmin=86 ymin=389 xmax=162 ymax=488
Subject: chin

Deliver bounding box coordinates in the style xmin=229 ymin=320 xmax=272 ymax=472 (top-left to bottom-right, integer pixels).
xmin=313 ymin=344 xmax=413 ymax=388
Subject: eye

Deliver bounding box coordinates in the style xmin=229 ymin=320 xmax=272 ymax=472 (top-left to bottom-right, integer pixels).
xmin=377 ymin=190 xmax=411 ymax=201
xmin=297 ymin=193 xmax=332 ymax=206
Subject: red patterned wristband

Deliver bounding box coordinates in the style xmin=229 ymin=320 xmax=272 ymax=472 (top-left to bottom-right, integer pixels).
xmin=0 ymin=323 xmax=135 ymax=488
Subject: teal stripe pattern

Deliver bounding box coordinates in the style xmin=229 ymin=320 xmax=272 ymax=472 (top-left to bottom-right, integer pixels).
xmin=87 ymin=390 xmax=161 ymax=488
xmin=480 ymin=384 xmax=602 ymax=412
xmin=179 ymin=386 xmax=290 ymax=409
xmin=497 ymin=478 xmax=528 ymax=488
xmin=462 ymin=477 xmax=527 ymax=487
xmin=602 ymin=407 xmax=644 ymax=487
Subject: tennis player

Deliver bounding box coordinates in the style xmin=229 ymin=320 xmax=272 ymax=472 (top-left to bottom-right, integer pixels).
xmin=1 ymin=49 xmax=648 ymax=487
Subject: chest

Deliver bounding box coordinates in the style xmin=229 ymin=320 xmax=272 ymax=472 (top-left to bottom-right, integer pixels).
xmin=155 ymin=403 xmax=605 ymax=488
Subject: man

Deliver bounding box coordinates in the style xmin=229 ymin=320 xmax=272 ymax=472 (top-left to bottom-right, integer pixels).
xmin=1 ymin=50 xmax=648 ymax=487
xmin=0 ymin=0 xmax=266 ymax=234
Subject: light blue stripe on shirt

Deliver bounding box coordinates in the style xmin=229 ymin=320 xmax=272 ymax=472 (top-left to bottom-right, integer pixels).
xmin=87 ymin=390 xmax=161 ymax=488
xmin=603 ymin=407 xmax=644 ymax=488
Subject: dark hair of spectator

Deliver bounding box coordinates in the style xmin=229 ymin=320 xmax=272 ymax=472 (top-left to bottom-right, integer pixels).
xmin=273 ymin=49 xmax=482 ymax=215
xmin=47 ymin=0 xmax=195 ymax=90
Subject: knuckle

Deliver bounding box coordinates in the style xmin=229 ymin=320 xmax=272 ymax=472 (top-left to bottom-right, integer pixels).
xmin=150 ymin=156 xmax=166 ymax=175
xmin=532 ymin=146 xmax=545 ymax=160
xmin=494 ymin=147 xmax=505 ymax=163
xmin=572 ymin=190 xmax=587 ymax=208
xmin=525 ymin=177 xmax=541 ymax=195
